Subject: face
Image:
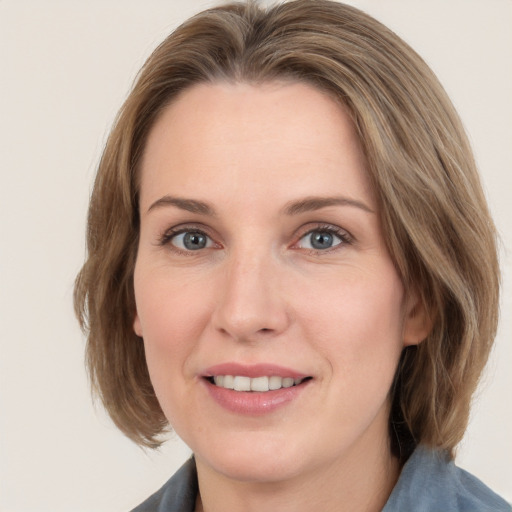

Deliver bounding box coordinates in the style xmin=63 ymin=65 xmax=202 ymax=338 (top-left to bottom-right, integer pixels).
xmin=133 ymin=81 xmax=427 ymax=484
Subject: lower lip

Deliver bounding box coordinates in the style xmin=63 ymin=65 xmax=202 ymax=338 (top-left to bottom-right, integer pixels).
xmin=203 ymin=379 xmax=310 ymax=415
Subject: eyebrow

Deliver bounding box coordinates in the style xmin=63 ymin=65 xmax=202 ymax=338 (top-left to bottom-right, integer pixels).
xmin=283 ymin=196 xmax=374 ymax=215
xmin=146 ymin=194 xmax=374 ymax=216
xmin=147 ymin=195 xmax=216 ymax=216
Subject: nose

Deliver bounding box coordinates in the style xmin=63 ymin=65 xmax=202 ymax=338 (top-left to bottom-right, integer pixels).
xmin=211 ymin=249 xmax=291 ymax=342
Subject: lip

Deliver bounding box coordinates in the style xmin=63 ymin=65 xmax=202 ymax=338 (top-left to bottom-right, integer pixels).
xmin=203 ymin=362 xmax=308 ymax=379
xmin=201 ymin=362 xmax=311 ymax=416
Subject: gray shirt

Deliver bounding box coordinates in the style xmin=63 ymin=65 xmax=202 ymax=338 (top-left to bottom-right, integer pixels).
xmin=132 ymin=445 xmax=510 ymax=511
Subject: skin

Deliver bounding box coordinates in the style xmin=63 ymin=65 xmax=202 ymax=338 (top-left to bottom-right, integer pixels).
xmin=133 ymin=81 xmax=430 ymax=512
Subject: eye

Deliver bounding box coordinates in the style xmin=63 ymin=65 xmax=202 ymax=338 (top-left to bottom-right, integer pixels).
xmin=167 ymin=230 xmax=214 ymax=251
xmin=297 ymin=228 xmax=347 ymax=251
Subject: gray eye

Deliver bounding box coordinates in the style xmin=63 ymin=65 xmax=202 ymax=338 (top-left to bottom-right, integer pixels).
xmin=172 ymin=231 xmax=212 ymax=251
xmin=299 ymin=230 xmax=342 ymax=250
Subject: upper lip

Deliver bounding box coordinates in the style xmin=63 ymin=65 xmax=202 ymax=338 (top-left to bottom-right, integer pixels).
xmin=202 ymin=362 xmax=309 ymax=379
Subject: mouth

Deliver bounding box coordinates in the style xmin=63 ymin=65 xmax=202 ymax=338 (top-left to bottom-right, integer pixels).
xmin=201 ymin=363 xmax=313 ymax=414
xmin=205 ymin=375 xmax=312 ymax=392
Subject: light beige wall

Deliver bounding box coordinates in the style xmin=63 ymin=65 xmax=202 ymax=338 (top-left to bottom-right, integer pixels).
xmin=1 ymin=1 xmax=510 ymax=510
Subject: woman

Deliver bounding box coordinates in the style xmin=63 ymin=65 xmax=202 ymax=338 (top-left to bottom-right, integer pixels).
xmin=74 ymin=1 xmax=510 ymax=510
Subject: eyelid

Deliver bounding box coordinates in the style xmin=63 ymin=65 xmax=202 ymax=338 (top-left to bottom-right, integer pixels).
xmin=156 ymin=222 xmax=353 ymax=255
xmin=292 ymin=223 xmax=354 ymax=252
xmin=158 ymin=223 xmax=220 ymax=251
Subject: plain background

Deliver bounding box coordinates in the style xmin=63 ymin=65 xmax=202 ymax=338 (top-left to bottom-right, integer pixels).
xmin=1 ymin=1 xmax=510 ymax=510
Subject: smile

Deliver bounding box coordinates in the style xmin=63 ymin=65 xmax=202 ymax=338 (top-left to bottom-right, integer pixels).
xmin=201 ymin=363 xmax=312 ymax=414
xmin=210 ymin=375 xmax=308 ymax=392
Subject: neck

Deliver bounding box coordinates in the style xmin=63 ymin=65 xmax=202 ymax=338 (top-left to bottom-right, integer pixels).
xmin=194 ymin=433 xmax=400 ymax=512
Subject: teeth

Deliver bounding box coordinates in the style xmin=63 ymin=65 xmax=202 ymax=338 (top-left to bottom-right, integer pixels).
xmin=222 ymin=375 xmax=234 ymax=389
xmin=211 ymin=375 xmax=306 ymax=392
xmin=233 ymin=376 xmax=251 ymax=391
xmin=251 ymin=376 xmax=269 ymax=392
xmin=269 ymin=376 xmax=282 ymax=390
xmin=282 ymin=377 xmax=294 ymax=388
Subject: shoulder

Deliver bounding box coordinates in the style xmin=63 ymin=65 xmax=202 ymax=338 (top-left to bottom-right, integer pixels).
xmin=130 ymin=457 xmax=198 ymax=512
xmin=383 ymin=445 xmax=511 ymax=512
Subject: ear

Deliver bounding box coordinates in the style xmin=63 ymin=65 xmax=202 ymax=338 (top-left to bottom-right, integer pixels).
xmin=402 ymin=289 xmax=432 ymax=347
xmin=133 ymin=311 xmax=143 ymax=338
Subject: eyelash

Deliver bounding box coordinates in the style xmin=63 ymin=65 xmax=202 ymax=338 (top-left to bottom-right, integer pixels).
xmin=158 ymin=223 xmax=353 ymax=255
xmin=158 ymin=225 xmax=215 ymax=256
xmin=295 ymin=224 xmax=353 ymax=254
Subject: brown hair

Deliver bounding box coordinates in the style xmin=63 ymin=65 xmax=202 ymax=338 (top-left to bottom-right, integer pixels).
xmin=74 ymin=0 xmax=500 ymax=458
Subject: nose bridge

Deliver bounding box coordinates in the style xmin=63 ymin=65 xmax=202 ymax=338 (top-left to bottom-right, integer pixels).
xmin=213 ymin=241 xmax=289 ymax=340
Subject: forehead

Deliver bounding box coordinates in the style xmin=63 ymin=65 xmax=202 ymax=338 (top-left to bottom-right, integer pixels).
xmin=138 ymin=80 xmax=373 ymax=212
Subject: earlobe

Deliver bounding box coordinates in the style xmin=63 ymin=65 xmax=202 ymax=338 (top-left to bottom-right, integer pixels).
xmin=402 ymin=291 xmax=433 ymax=347
xmin=133 ymin=312 xmax=143 ymax=338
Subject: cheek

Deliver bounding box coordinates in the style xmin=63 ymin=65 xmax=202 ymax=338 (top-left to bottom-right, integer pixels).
xmin=133 ymin=268 xmax=212 ymax=384
xmin=294 ymin=264 xmax=405 ymax=370
xmin=135 ymin=261 xmax=210 ymax=335
xmin=134 ymin=275 xmax=209 ymax=428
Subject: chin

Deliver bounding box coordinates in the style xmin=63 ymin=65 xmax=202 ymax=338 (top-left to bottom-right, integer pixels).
xmin=194 ymin=432 xmax=309 ymax=484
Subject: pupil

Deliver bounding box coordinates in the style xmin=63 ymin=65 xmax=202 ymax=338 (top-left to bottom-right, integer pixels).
xmin=183 ymin=232 xmax=206 ymax=250
xmin=310 ymin=231 xmax=333 ymax=249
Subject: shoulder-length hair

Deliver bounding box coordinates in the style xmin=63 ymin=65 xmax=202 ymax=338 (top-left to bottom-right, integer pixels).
xmin=74 ymin=0 xmax=499 ymax=459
